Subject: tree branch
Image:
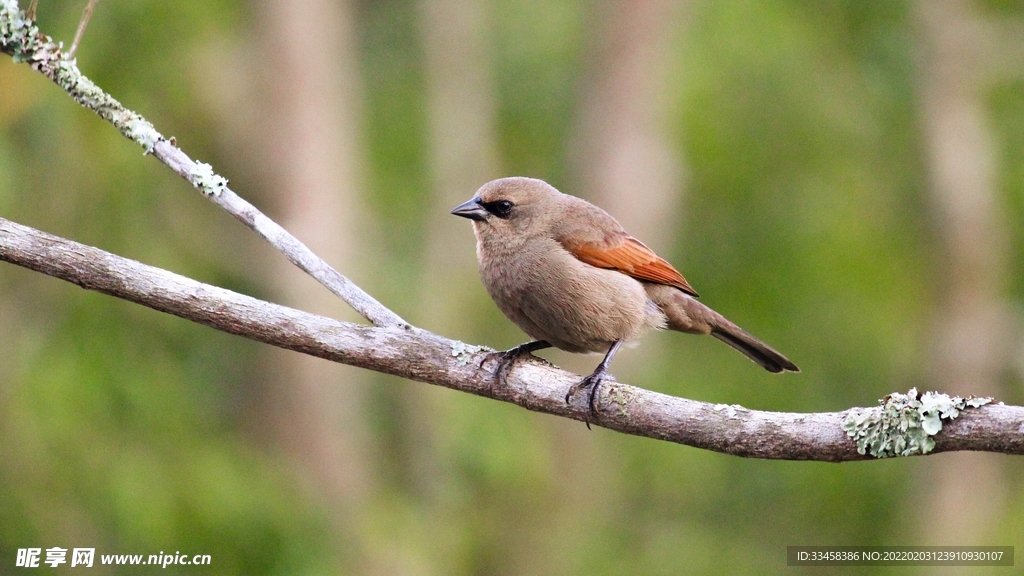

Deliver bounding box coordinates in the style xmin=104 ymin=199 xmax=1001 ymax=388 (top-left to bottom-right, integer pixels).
xmin=68 ymin=0 xmax=98 ymax=59
xmin=1 ymin=216 xmax=1021 ymax=461
xmin=0 ymin=0 xmax=405 ymax=328
xmin=2 ymin=1 xmax=1022 ymax=461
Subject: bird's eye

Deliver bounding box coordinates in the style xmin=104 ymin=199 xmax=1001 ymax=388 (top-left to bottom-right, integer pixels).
xmin=482 ymin=200 xmax=514 ymax=218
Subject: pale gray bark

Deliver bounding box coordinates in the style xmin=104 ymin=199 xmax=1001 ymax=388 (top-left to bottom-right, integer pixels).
xmin=1 ymin=217 xmax=1021 ymax=462
xmin=412 ymin=0 xmax=501 ymax=551
xmin=563 ymin=2 xmax=690 ymax=564
xmin=0 ymin=3 xmax=404 ymax=329
xmin=914 ymin=0 xmax=1012 ymax=551
xmin=256 ymin=1 xmax=376 ymax=573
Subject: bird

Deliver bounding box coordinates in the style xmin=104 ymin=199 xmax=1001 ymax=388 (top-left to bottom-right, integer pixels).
xmin=451 ymin=176 xmax=798 ymax=425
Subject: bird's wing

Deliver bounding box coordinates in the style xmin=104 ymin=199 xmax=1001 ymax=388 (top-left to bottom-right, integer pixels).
xmin=562 ymin=233 xmax=699 ymax=298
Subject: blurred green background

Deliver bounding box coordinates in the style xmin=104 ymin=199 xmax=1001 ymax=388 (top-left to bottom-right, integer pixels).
xmin=2 ymin=0 xmax=1023 ymax=574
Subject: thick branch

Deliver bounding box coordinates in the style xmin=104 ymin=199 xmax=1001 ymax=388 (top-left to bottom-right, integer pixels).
xmin=0 ymin=1 xmax=405 ymax=328
xmin=1 ymin=217 xmax=1021 ymax=461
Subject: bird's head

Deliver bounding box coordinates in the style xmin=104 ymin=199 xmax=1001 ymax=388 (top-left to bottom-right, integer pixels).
xmin=450 ymin=177 xmax=561 ymax=243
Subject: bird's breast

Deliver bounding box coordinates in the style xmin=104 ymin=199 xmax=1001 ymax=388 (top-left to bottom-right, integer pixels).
xmin=477 ymin=236 xmax=665 ymax=353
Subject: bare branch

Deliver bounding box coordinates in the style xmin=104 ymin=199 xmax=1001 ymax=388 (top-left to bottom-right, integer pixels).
xmin=1 ymin=216 xmax=1021 ymax=461
xmin=68 ymin=0 xmax=97 ymax=59
xmin=0 ymin=1 xmax=406 ymax=329
xmin=153 ymin=140 xmax=406 ymax=329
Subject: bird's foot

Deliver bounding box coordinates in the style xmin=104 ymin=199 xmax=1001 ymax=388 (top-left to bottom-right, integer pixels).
xmin=483 ymin=340 xmax=551 ymax=391
xmin=564 ymin=368 xmax=610 ymax=430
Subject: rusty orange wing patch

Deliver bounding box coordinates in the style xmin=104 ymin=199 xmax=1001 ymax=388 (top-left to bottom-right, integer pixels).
xmin=567 ymin=235 xmax=699 ymax=298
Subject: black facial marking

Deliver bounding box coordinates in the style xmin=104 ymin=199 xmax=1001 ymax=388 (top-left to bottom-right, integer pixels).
xmin=482 ymin=199 xmax=514 ymax=218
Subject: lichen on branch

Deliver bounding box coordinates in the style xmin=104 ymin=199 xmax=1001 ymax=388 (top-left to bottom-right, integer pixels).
xmin=842 ymin=388 xmax=993 ymax=458
xmin=0 ymin=0 xmax=405 ymax=328
xmin=1 ymin=0 xmax=163 ymax=153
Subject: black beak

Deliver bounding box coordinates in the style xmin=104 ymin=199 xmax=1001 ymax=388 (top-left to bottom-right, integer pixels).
xmin=450 ymin=197 xmax=489 ymax=221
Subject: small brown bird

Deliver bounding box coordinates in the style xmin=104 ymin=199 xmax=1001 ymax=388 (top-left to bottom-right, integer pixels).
xmin=452 ymin=177 xmax=798 ymax=422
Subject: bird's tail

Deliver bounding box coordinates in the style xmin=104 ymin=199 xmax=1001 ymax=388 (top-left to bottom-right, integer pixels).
xmin=709 ymin=322 xmax=799 ymax=373
xmin=645 ymin=284 xmax=799 ymax=373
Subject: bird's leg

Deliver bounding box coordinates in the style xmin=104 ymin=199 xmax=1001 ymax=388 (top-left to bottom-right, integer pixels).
xmin=486 ymin=340 xmax=552 ymax=389
xmin=565 ymin=340 xmax=624 ymax=428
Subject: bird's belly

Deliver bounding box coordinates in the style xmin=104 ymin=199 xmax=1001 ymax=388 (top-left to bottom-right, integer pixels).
xmin=482 ymin=249 xmax=665 ymax=353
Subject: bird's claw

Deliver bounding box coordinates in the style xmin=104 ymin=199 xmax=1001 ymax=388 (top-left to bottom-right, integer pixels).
xmin=564 ymin=370 xmax=608 ymax=430
xmin=484 ymin=342 xmax=548 ymax=391
xmin=491 ymin=348 xmax=522 ymax=388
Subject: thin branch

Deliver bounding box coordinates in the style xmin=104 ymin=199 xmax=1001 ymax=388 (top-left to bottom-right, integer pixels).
xmin=1 ymin=216 xmax=1022 ymax=461
xmin=68 ymin=0 xmax=97 ymax=59
xmin=0 ymin=1 xmax=406 ymax=329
